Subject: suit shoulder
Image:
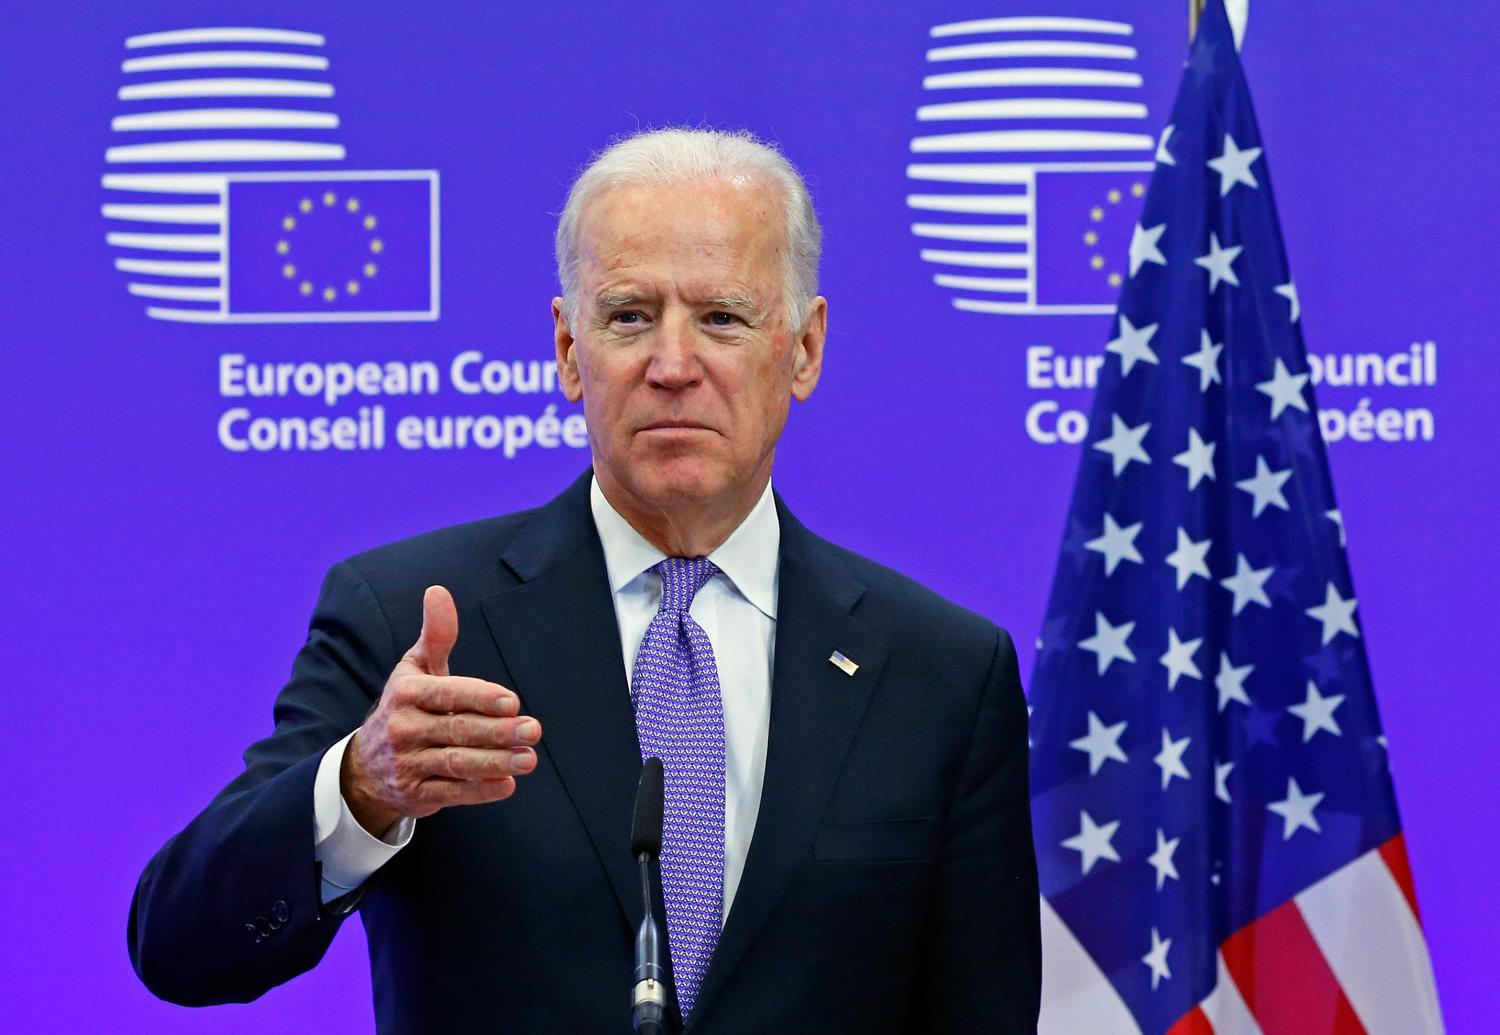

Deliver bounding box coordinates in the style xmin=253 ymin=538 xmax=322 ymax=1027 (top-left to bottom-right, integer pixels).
xmin=336 ymin=507 xmax=540 ymax=596
xmin=813 ymin=535 xmax=1007 ymax=653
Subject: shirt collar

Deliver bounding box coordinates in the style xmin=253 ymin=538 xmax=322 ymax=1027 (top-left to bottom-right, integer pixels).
xmin=590 ymin=474 xmax=780 ymax=620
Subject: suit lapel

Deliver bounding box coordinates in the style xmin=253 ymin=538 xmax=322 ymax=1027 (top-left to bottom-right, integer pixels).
xmin=689 ymin=500 xmax=888 ymax=1025
xmin=477 ymin=472 xmax=643 ymax=929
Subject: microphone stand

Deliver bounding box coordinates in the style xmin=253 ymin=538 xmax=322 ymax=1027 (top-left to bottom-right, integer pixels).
xmin=630 ymin=757 xmax=671 ymax=1034
xmin=632 ymin=850 xmax=668 ymax=1035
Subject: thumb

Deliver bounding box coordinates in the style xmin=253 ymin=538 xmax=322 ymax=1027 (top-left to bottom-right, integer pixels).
xmin=408 ymin=585 xmax=458 ymax=676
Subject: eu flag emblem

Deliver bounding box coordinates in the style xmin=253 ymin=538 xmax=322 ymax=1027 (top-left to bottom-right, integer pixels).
xmin=225 ymin=172 xmax=437 ymax=321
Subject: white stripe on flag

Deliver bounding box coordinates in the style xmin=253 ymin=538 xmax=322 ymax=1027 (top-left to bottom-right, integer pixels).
xmin=1039 ymin=896 xmax=1142 ymax=1035
xmin=1199 ymin=952 xmax=1264 ymax=1035
xmin=1295 ymin=849 xmax=1445 ymax=1035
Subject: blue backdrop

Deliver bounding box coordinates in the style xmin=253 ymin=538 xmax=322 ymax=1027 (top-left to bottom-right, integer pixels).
xmin=2 ymin=2 xmax=1493 ymax=1031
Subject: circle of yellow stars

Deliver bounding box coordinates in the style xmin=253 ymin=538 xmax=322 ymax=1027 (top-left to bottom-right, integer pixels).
xmin=1083 ymin=181 xmax=1148 ymax=289
xmin=277 ymin=190 xmax=383 ymax=303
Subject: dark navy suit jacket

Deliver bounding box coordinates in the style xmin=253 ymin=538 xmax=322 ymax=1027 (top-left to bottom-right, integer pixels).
xmin=129 ymin=472 xmax=1040 ymax=1033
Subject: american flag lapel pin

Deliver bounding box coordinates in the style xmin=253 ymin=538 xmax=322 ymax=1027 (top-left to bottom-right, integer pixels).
xmin=828 ymin=650 xmax=859 ymax=677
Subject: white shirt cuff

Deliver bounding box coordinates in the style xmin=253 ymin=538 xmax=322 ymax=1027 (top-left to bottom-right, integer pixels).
xmin=313 ymin=730 xmax=414 ymax=903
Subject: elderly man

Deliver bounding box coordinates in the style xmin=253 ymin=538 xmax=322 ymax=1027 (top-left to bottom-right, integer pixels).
xmin=129 ymin=128 xmax=1040 ymax=1033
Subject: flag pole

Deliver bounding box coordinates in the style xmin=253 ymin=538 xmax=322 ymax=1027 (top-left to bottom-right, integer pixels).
xmin=1190 ymin=0 xmax=1206 ymax=39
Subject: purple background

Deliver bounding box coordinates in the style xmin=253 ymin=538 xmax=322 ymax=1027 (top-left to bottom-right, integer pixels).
xmin=2 ymin=2 xmax=1493 ymax=1031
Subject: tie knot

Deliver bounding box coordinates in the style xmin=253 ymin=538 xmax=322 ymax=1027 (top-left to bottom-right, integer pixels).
xmin=652 ymin=556 xmax=718 ymax=613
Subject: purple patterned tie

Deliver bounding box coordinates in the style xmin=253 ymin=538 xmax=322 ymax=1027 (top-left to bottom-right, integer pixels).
xmin=631 ymin=556 xmax=725 ymax=1019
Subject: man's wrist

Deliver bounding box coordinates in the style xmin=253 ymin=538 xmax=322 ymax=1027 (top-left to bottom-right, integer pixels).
xmin=340 ymin=729 xmax=405 ymax=836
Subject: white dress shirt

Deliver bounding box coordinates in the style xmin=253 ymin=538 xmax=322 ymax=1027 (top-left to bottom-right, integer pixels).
xmin=313 ymin=476 xmax=780 ymax=921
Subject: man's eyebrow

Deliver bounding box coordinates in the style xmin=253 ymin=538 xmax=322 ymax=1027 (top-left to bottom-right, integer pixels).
xmin=595 ymin=292 xmax=641 ymax=309
xmin=706 ymin=295 xmax=759 ymax=313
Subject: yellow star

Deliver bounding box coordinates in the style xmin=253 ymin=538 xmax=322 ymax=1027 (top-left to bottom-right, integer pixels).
xmin=1084 ymin=231 xmax=1099 ymax=246
xmin=1108 ymin=272 xmax=1123 ymax=287
xmin=322 ymin=285 xmax=336 ymax=301
xmin=1131 ymin=182 xmax=1146 ymax=197
xmin=299 ymin=280 xmax=313 ymax=296
xmin=275 ymin=240 xmax=290 ymax=255
xmin=1090 ymin=207 xmax=1104 ymax=222
xmin=346 ymin=280 xmax=361 ymax=295
xmin=282 ymin=263 xmax=296 ymax=278
xmin=1108 ymin=189 xmax=1122 ymax=203
xmin=363 ymin=214 xmax=377 ymax=230
xmin=369 ymin=238 xmax=384 ymax=254
xmin=299 ymin=197 xmax=314 ymax=213
xmin=1090 ymin=255 xmax=1105 ymax=270
xmin=322 ymin=191 xmax=337 ymax=207
xmin=363 ymin=262 xmax=378 ymax=277
xmin=281 ymin=216 xmax=296 ymax=231
xmin=346 ymin=197 xmax=360 ymax=213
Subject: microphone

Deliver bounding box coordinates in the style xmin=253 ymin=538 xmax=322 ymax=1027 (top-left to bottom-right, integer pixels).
xmin=630 ymin=757 xmax=669 ymax=1035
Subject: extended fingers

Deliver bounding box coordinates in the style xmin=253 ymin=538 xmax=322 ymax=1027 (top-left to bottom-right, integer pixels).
xmin=419 ymin=776 xmax=520 ymax=808
xmin=427 ymin=713 xmax=542 ymax=750
xmin=416 ymin=745 xmax=538 ymax=781
xmin=401 ymin=675 xmax=519 ymax=717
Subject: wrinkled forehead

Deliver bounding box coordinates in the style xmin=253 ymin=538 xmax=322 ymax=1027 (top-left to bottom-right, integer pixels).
xmin=574 ymin=178 xmax=787 ymax=280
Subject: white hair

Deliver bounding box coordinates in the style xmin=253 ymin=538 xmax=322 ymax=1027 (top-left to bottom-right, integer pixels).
xmin=555 ymin=127 xmax=822 ymax=325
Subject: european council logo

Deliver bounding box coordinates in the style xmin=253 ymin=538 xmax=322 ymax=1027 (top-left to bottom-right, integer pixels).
xmin=101 ymin=27 xmax=439 ymax=324
xmin=907 ymin=15 xmax=1156 ymax=316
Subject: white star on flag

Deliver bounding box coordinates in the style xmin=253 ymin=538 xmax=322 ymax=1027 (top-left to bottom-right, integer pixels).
xmin=1288 ymin=680 xmax=1346 ymax=741
xmin=1182 ymin=329 xmax=1223 ymax=392
xmin=1142 ymin=928 xmax=1173 ymax=989
xmin=1147 ymin=829 xmax=1181 ymax=890
xmin=1155 ymin=124 xmax=1176 ymax=166
xmin=1069 ymin=711 xmax=1128 ymax=775
xmin=1220 ymin=553 xmax=1273 ymax=614
xmin=1214 ymin=651 xmax=1253 ymax=711
xmin=1194 ymin=232 xmax=1242 ymax=292
xmin=1172 ymin=427 xmax=1217 ymax=489
xmin=1078 ymin=611 xmax=1137 ymax=674
xmin=1306 ymin=582 xmax=1360 ymax=643
xmin=1154 ymin=728 xmax=1191 ymax=789
xmin=1326 ymin=508 xmax=1346 ymax=547
xmin=1268 ymin=777 xmax=1325 ymax=839
xmin=1129 ymin=223 xmax=1168 ymax=277
xmin=1235 ymin=456 xmax=1292 ymax=517
xmin=1207 ymin=132 xmax=1263 ymax=195
xmin=1061 ymin=810 xmax=1122 ymax=874
xmin=1159 ymin=628 xmax=1203 ymax=690
xmin=1164 ymin=527 xmax=1212 ymax=590
xmin=1256 ymin=357 xmax=1311 ymax=419
xmin=1085 ymin=513 xmax=1144 ymax=576
xmin=1214 ymin=760 xmax=1234 ymax=804
xmin=1106 ymin=315 xmax=1161 ymax=375
xmin=1275 ymin=280 xmax=1300 ymax=322
xmin=1092 ymin=414 xmax=1152 ymax=475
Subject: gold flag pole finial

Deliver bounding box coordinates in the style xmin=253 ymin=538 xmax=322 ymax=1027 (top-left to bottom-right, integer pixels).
xmin=1190 ymin=0 xmax=1207 ymax=39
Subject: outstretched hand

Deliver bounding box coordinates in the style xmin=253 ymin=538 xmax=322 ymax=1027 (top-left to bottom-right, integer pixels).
xmin=341 ymin=585 xmax=542 ymax=834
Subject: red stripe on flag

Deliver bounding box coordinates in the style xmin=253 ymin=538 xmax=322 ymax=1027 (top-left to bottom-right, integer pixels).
xmin=1221 ymin=900 xmax=1366 ymax=1035
xmin=1378 ymin=833 xmax=1422 ymax=922
xmin=1167 ymin=1005 xmax=1215 ymax=1035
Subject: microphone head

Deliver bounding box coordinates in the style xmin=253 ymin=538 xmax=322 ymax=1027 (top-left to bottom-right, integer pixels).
xmin=630 ymin=757 xmax=665 ymax=857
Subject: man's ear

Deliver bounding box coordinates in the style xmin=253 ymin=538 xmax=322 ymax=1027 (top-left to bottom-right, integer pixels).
xmin=553 ymin=297 xmax=583 ymax=403
xmin=790 ymin=296 xmax=827 ymax=402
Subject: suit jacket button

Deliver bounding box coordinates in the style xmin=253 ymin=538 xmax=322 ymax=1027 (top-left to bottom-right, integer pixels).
xmin=273 ymin=900 xmax=290 ymax=923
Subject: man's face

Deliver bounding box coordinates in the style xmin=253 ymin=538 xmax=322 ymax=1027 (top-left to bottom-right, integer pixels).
xmin=554 ymin=178 xmax=825 ymax=515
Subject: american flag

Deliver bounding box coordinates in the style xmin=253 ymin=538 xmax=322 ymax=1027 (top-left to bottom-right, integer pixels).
xmin=1027 ymin=3 xmax=1444 ymax=1033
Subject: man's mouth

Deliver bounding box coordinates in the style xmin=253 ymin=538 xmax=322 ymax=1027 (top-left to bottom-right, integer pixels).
xmin=639 ymin=420 xmax=713 ymax=432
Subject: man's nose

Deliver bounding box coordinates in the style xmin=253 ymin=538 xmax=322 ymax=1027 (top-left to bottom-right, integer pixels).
xmin=646 ymin=311 xmax=703 ymax=389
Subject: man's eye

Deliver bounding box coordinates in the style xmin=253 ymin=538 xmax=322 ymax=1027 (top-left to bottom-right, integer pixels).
xmin=612 ymin=311 xmax=643 ymax=325
xmin=707 ymin=311 xmax=736 ymax=326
